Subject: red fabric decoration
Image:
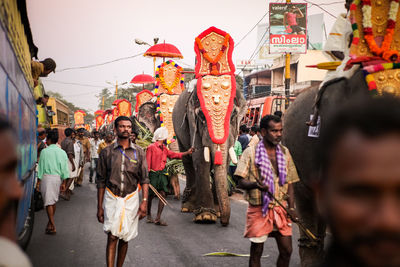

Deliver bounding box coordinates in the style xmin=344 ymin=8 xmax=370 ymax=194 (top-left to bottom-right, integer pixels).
xmin=194 ymin=26 xmax=236 ymax=78
xmin=214 ymin=150 xmax=223 ymax=165
xmin=135 ymin=90 xmax=154 ymax=112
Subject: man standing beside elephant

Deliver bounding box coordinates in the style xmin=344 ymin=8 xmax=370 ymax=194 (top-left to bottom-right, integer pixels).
xmin=146 ymin=127 xmax=193 ymax=226
xmin=235 ymin=115 xmax=299 ymax=267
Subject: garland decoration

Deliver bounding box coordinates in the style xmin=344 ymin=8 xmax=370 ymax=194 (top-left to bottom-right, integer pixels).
xmin=351 ymin=0 xmax=400 ymax=61
xmin=363 ymin=62 xmax=400 ymax=94
xmin=195 ymin=34 xmax=230 ymax=75
xmin=155 ymin=60 xmax=184 ymax=95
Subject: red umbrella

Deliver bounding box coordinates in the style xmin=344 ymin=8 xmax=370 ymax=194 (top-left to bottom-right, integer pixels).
xmin=143 ymin=42 xmax=183 ymax=59
xmin=130 ymin=74 xmax=155 ymax=84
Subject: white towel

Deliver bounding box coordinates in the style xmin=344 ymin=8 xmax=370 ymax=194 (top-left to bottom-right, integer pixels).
xmin=103 ymin=188 xmax=140 ymax=242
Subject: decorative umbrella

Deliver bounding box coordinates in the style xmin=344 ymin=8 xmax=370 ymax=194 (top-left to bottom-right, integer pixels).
xmin=144 ymin=42 xmax=183 ymax=59
xmin=130 ymin=73 xmax=155 ymax=84
xmin=130 ymin=73 xmax=156 ymax=90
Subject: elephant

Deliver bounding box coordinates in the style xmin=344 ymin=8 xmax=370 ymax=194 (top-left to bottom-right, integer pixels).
xmin=172 ymin=81 xmax=247 ymax=226
xmin=136 ymin=98 xmax=160 ymax=134
xmin=282 ymin=69 xmax=370 ymax=266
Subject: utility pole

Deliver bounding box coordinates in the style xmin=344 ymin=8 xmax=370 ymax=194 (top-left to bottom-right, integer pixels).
xmin=285 ymin=0 xmax=291 ymax=109
xmin=153 ymin=38 xmax=159 ymax=77
xmin=115 ymin=80 xmax=118 ymax=100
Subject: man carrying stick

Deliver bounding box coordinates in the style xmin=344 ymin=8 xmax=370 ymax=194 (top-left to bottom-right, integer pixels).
xmin=146 ymin=127 xmax=193 ymax=226
xmin=235 ymin=115 xmax=300 ymax=267
xmin=96 ymin=116 xmax=149 ymax=267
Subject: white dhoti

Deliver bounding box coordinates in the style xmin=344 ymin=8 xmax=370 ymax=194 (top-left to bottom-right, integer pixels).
xmin=103 ymin=188 xmax=140 ymax=242
xmin=40 ymin=174 xmax=62 ymax=206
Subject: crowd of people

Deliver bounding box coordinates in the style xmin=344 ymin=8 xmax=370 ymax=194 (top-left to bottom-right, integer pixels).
xmin=1 ymin=99 xmax=400 ymax=267
xmin=36 ymin=126 xmax=116 ymax=233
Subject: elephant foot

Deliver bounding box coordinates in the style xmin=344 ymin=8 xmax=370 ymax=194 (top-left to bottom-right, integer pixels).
xmin=193 ymin=208 xmax=217 ymax=224
xmin=193 ymin=212 xmax=217 ymax=224
xmin=181 ymin=207 xmax=191 ymax=213
xmin=181 ymin=201 xmax=195 ymax=213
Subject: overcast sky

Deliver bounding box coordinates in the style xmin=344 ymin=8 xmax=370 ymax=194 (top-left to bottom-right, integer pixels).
xmin=27 ymin=0 xmax=346 ymax=112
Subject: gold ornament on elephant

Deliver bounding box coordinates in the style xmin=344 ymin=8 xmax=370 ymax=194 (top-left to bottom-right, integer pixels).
xmin=199 ymin=75 xmax=232 ymax=140
xmin=196 ymin=32 xmax=233 ymax=76
xmin=155 ymin=60 xmax=184 ymax=95
xmin=158 ymin=94 xmax=180 ymax=140
xmin=349 ymin=0 xmax=400 ymax=95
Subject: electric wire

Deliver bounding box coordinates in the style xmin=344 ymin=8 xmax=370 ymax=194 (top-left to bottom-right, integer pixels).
xmin=301 ymin=0 xmax=337 ymax=18
xmin=56 ymin=51 xmax=145 ymax=72
xmin=45 ymin=80 xmax=107 ymax=88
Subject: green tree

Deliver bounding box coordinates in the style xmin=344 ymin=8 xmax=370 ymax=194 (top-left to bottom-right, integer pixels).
xmin=96 ymin=88 xmax=113 ymax=110
xmin=47 ymin=91 xmax=94 ymax=125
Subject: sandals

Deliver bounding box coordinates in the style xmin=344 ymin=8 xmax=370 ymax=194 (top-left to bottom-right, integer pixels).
xmin=146 ymin=218 xmax=154 ymax=223
xmin=154 ymin=220 xmax=168 ymax=226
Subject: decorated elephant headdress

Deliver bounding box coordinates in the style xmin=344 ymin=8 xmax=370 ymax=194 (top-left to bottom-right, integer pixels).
xmin=348 ymin=0 xmax=400 ymax=95
xmin=154 ymin=60 xmax=185 ymax=143
xmin=194 ymin=27 xmax=236 ymax=165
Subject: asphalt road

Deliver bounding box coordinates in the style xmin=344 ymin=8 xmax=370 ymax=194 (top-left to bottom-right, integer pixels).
xmin=26 ymin=164 xmax=301 ymax=266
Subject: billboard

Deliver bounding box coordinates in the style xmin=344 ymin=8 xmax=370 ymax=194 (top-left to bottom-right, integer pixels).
xmin=269 ymin=3 xmax=307 ymax=54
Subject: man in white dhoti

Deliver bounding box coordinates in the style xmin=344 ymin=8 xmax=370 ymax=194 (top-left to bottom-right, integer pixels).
xmin=97 ymin=116 xmax=149 ymax=267
xmin=37 ymin=129 xmax=70 ymax=234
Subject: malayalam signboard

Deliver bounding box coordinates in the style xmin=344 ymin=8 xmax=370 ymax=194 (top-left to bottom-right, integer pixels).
xmin=269 ymin=3 xmax=307 ymax=54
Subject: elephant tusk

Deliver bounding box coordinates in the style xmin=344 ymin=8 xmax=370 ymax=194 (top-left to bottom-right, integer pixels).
xmin=229 ymin=147 xmax=237 ymax=165
xmin=204 ymin=147 xmax=210 ymax=162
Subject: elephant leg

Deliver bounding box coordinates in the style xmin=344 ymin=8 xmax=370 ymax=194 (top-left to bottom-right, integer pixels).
xmin=180 ymin=154 xmax=196 ymax=213
xmin=294 ymin=182 xmax=325 ymax=267
xmin=192 ymin=149 xmax=217 ymax=223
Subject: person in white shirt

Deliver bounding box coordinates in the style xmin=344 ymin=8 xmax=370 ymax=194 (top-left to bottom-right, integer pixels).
xmin=89 ymin=131 xmax=101 ymax=183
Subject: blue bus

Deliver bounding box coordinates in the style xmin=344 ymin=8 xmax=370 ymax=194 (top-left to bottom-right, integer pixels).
xmin=0 ymin=0 xmax=38 ymax=248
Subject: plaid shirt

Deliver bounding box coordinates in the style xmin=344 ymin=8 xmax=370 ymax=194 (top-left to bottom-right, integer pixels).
xmin=234 ymin=144 xmax=299 ymax=206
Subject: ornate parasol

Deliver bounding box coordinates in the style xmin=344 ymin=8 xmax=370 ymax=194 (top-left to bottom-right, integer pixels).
xmin=144 ymin=42 xmax=183 ymax=59
xmin=130 ymin=73 xmax=156 ymax=90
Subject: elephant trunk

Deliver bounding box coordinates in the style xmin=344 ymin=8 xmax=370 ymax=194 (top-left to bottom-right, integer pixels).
xmin=213 ymin=143 xmax=230 ymax=226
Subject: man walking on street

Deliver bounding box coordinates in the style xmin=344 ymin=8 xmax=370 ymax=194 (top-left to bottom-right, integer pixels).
xmin=235 ymin=115 xmax=300 ymax=267
xmin=60 ymin=128 xmax=76 ymax=200
xmin=76 ymin=128 xmax=90 ymax=186
xmin=37 ymin=127 xmax=47 ymax=160
xmin=89 ymin=131 xmax=100 ymax=183
xmin=37 ymin=129 xmax=69 ymax=235
xmin=238 ymin=125 xmax=250 ymax=151
xmin=145 ymin=127 xmax=193 ymax=226
xmin=98 ymin=132 xmax=114 ymax=155
xmin=96 ymin=116 xmax=149 ymax=267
